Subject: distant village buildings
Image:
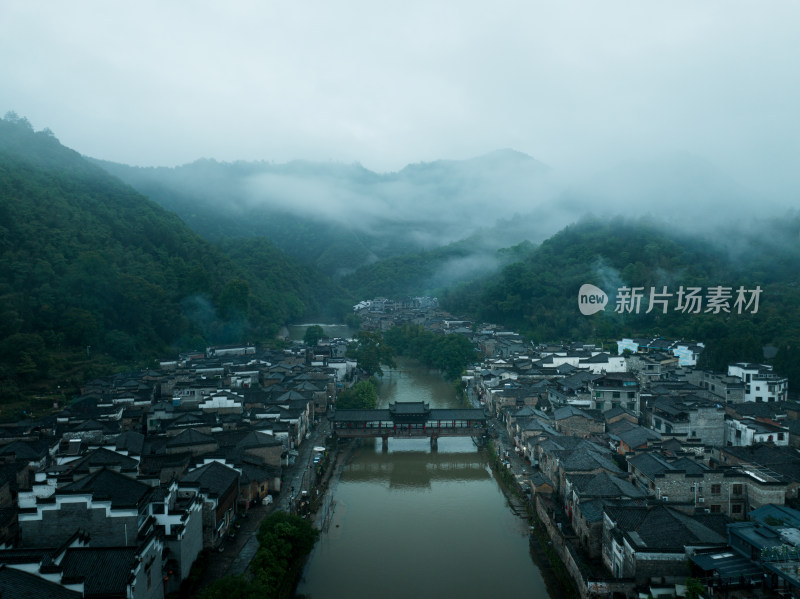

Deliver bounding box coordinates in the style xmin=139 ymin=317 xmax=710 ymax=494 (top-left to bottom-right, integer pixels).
xmin=0 ymin=294 xmax=796 ymax=598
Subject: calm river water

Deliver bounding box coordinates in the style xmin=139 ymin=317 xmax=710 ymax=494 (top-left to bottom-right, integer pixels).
xmin=295 ymin=358 xmax=552 ymax=599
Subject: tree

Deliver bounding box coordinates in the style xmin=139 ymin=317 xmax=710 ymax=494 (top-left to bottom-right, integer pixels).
xmin=685 ymin=577 xmax=705 ymax=599
xmin=218 ymin=278 xmax=250 ymax=318
xmin=206 ymin=513 xmax=319 ymax=599
xmin=346 ymin=330 xmax=395 ymax=377
xmin=336 ymin=379 xmax=378 ymax=410
xmin=303 ymin=324 xmax=325 ymax=347
xmin=200 ymin=575 xmax=265 ymax=599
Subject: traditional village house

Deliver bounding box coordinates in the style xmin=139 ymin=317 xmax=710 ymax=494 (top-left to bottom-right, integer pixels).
xmin=686 ymin=369 xmax=746 ymax=403
xmin=552 ymin=406 xmax=605 ymax=437
xmin=725 ymin=416 xmax=789 ymax=447
xmin=647 ymin=395 xmax=726 ymax=446
xmin=728 ymin=362 xmax=790 ymax=403
xmin=177 ymin=461 xmax=239 ymax=549
xmin=628 ymin=451 xmax=788 ymax=518
xmin=589 ymin=372 xmax=641 ymax=415
xmin=564 ymin=471 xmax=646 ymax=559
xmin=716 ymin=444 xmax=800 ymax=501
xmin=602 ymin=503 xmax=728 ymax=584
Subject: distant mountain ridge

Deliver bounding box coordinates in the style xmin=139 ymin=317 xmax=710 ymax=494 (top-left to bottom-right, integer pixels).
xmin=92 ymin=149 xmax=556 ymax=276
xmin=0 ymin=114 xmax=349 ymax=400
xmin=441 ymin=215 xmax=800 ymax=386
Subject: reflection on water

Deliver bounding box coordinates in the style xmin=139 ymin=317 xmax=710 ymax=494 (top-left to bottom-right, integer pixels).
xmin=342 ymin=443 xmax=491 ymax=489
xmin=296 ymin=360 xmax=550 ymax=599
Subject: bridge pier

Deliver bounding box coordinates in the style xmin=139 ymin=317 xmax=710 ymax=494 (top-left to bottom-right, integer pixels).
xmin=382 ymin=436 xmax=389 ymax=452
xmin=430 ymin=435 xmax=438 ymax=452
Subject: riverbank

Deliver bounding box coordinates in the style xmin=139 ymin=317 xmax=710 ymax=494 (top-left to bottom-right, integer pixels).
xmin=479 ymin=435 xmax=580 ymax=599
xmin=296 ymin=360 xmax=552 ymax=599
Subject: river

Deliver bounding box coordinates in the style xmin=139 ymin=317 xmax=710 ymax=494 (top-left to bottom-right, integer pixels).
xmin=295 ymin=358 xmax=552 ymax=599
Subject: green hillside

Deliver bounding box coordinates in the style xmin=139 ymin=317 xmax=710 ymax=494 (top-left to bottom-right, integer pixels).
xmin=339 ymin=237 xmax=534 ymax=299
xmin=442 ymin=216 xmax=800 ymax=384
xmin=0 ymin=114 xmax=348 ymax=401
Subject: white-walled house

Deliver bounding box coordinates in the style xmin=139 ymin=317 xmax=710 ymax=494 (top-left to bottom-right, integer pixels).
xmin=725 ymin=416 xmax=789 ymax=447
xmin=727 ymin=363 xmax=789 ymax=402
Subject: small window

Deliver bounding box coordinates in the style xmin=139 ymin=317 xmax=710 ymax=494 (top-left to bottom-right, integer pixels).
xmin=732 ymin=504 xmax=743 ymax=514
xmin=733 ymin=484 xmax=743 ymax=495
xmin=710 ymin=505 xmax=721 ymax=513
xmin=711 ymin=484 xmax=721 ymax=495
xmin=778 ymin=433 xmax=785 ymax=441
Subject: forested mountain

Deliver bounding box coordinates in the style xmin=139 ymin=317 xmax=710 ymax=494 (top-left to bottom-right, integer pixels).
xmin=441 ymin=216 xmax=800 ymax=384
xmin=0 ymin=114 xmax=349 ymax=399
xmin=93 ymin=149 xmax=553 ymax=277
xmin=340 ymin=236 xmax=534 ymax=299
xmin=3 ymin=111 xmax=798 ymax=400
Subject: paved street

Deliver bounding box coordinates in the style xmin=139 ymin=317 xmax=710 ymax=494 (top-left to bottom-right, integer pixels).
xmin=193 ymin=418 xmax=332 ymax=594
xmin=466 ymin=382 xmax=530 ymax=488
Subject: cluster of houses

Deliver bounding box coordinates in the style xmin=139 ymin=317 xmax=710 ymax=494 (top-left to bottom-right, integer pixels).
xmin=350 ymin=298 xmax=800 ymax=596
xmin=1 ymin=288 xmax=796 ymax=598
xmin=462 ymin=336 xmax=799 ymax=597
xmin=0 ymin=342 xmax=346 ymax=599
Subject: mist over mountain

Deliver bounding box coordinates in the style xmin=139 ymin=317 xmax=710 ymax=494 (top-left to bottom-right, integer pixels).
xmin=0 ymin=114 xmax=349 ymax=401
xmin=95 ymin=144 xmax=792 ymax=285
xmin=93 ymin=150 xmax=556 ymax=277
xmin=441 ymin=215 xmax=800 ymax=385
xmin=3 ymin=110 xmax=799 ymax=403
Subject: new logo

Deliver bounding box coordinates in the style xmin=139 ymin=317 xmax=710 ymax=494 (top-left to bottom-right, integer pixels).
xmin=578 ymin=284 xmax=608 ymax=315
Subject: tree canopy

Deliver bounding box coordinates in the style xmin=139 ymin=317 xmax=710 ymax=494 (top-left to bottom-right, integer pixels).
xmin=346 ymin=330 xmax=396 ymax=377
xmin=336 ymin=379 xmax=378 ymax=410
xmin=303 ymin=324 xmax=325 ymax=347
xmin=0 ymin=115 xmax=352 ymax=401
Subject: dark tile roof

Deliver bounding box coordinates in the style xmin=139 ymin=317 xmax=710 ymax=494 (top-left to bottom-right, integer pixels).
xmin=557 ymin=446 xmax=622 ymax=474
xmin=240 ymin=462 xmax=280 ymax=484
xmin=569 ymin=471 xmax=645 ymax=499
xmin=68 ymin=419 xmax=119 ymax=434
xmin=60 ymin=547 xmax=137 ymax=597
xmin=668 ymin=456 xmax=708 ymax=475
xmin=139 ymin=452 xmax=191 ymax=475
xmin=0 ymin=439 xmax=52 ymax=461
xmin=607 ymin=419 xmax=637 ymax=436
xmin=235 ymin=431 xmax=283 ymax=449
xmin=603 ymin=406 xmax=629 ymax=420
xmin=429 ymin=409 xmax=486 ymax=421
xmin=166 ymin=428 xmax=216 ymax=447
xmin=67 ymin=447 xmax=139 ymax=474
xmin=617 ymin=426 xmax=661 ymax=449
xmin=720 ymin=444 xmax=800 ymax=481
xmin=0 ymin=564 xmax=82 ymax=599
xmin=60 ymin=468 xmax=152 ymax=508
xmin=113 ymin=431 xmax=144 ymax=455
xmin=330 ymin=409 xmax=392 ymax=422
xmin=540 ymin=435 xmax=593 ymax=453
xmin=628 ymin=452 xmax=675 ymax=478
xmin=582 ymin=352 xmax=613 ymax=363
xmin=605 ymin=504 xmax=727 ymax=551
xmin=391 ymin=401 xmax=429 ymax=414
xmin=180 ymin=461 xmax=239 ymax=497
xmin=577 ymin=497 xmax=647 ymax=524
xmin=553 ymin=406 xmax=593 ymax=421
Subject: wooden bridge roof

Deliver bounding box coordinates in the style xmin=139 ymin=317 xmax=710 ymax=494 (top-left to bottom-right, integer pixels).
xmin=330 ymin=406 xmax=487 ymax=423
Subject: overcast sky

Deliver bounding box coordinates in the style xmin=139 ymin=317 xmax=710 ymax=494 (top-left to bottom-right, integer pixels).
xmin=2 ymin=1 xmax=798 ymax=193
